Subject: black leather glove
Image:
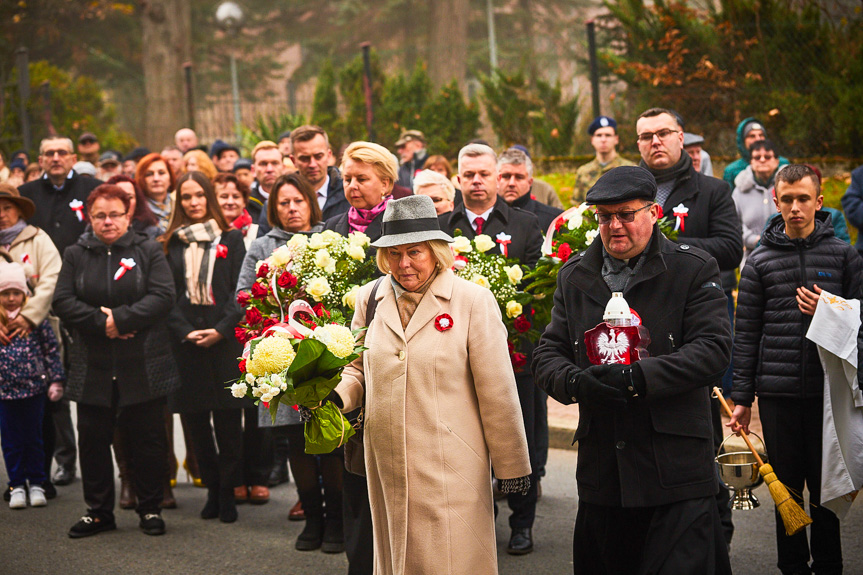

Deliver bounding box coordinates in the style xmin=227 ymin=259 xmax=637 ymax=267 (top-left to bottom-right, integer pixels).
xmin=566 ymin=364 xmax=626 ymax=407
xmin=597 ymin=363 xmax=647 ymax=400
xmin=325 ymin=390 xmax=344 ymax=408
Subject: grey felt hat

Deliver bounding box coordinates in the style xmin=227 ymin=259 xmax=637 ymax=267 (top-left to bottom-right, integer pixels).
xmin=369 ymin=195 xmax=454 ymax=248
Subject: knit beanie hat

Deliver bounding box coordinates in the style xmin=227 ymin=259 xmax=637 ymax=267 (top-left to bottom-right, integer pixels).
xmin=0 ymin=261 xmax=31 ymax=296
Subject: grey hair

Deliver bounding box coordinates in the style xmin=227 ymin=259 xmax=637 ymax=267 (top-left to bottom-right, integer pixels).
xmin=39 ymin=137 xmax=74 ymax=155
xmin=497 ymin=148 xmax=533 ymax=177
xmin=412 ymin=169 xmax=455 ymax=201
xmin=458 ymin=143 xmax=496 ymax=173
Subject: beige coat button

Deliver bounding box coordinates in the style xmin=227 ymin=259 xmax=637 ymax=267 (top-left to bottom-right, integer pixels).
xmin=398 ymin=350 xmax=405 ymax=361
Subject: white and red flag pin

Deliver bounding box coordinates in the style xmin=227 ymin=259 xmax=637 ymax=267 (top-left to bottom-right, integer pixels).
xmin=69 ymin=199 xmax=85 ymax=222
xmin=496 ymin=232 xmax=512 ymax=257
xmin=672 ymin=203 xmax=689 ymax=232
xmin=114 ymin=257 xmax=136 ymax=281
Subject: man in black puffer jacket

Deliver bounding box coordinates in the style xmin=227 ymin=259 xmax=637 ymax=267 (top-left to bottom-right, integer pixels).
xmin=730 ymin=165 xmax=863 ymax=575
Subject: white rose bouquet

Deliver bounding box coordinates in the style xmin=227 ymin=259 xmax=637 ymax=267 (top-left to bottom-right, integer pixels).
xmin=451 ymin=233 xmax=534 ymax=368
xmin=232 ymin=301 xmax=366 ymax=454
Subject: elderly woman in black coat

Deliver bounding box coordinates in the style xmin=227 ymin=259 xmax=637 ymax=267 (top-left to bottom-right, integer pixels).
xmin=163 ymin=171 xmax=246 ymax=523
xmin=53 ymin=184 xmax=178 ymax=538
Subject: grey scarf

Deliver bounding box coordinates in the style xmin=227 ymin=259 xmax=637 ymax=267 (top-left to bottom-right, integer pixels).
xmin=601 ymin=236 xmax=653 ymax=293
xmin=0 ymin=220 xmax=27 ymax=248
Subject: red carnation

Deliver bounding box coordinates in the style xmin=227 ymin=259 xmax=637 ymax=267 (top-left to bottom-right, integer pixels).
xmin=256 ymin=263 xmax=269 ymax=278
xmin=511 ymin=352 xmax=527 ymax=368
xmin=656 ymin=204 xmax=664 ymax=219
xmin=313 ymin=303 xmax=330 ymax=318
xmin=277 ymin=271 xmax=298 ymax=289
xmin=245 ymin=307 xmax=263 ymax=326
xmin=554 ymin=217 xmax=565 ymax=232
xmin=238 ymin=359 xmax=247 ymax=372
xmin=250 ymin=282 xmax=269 ymax=299
xmin=556 ymin=243 xmax=572 ymax=262
xmin=514 ymin=314 xmax=531 ymax=333
xmin=236 ymin=290 xmax=250 ymax=307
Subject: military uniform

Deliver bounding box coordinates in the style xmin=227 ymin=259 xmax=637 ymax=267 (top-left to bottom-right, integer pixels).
xmin=573 ymin=155 xmax=635 ymax=204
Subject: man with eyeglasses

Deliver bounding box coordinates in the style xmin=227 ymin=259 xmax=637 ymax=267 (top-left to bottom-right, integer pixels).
xmin=723 ymin=118 xmax=790 ymax=189
xmin=19 ymin=137 xmax=101 ymax=256
xmin=573 ymin=116 xmax=634 ymax=204
xmin=636 ymin=106 xmax=741 ymax=551
xmin=533 ymin=166 xmax=733 ymax=575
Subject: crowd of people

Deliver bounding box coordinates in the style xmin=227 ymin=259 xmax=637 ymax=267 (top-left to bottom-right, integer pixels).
xmin=0 ymin=112 xmax=861 ymax=575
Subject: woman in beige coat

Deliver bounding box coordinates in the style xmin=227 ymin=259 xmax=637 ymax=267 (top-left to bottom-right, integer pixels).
xmin=334 ymin=195 xmax=531 ymax=575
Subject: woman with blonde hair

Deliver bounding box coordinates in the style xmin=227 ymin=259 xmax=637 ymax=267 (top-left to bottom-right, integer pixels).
xmin=182 ymin=149 xmax=218 ymax=182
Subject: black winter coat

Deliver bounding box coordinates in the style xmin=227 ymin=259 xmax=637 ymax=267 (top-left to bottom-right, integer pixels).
xmin=731 ymin=212 xmax=863 ymax=406
xmin=165 ymin=229 xmax=246 ymax=412
xmin=19 ymin=171 xmax=102 ymax=255
xmin=657 ymin=165 xmax=743 ymax=275
xmin=532 ymin=226 xmax=732 ymax=507
xmin=52 ymin=230 xmax=179 ymax=407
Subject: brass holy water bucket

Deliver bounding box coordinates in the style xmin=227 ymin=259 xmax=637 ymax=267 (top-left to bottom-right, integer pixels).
xmin=716 ymin=433 xmax=768 ymax=510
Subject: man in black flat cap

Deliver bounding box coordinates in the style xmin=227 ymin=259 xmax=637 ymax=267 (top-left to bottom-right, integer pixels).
xmin=533 ymin=166 xmax=733 ymax=575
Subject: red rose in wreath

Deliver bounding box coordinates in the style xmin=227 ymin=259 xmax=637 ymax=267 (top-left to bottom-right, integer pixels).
xmin=313 ymin=303 xmax=330 ymax=318
xmin=514 ymin=314 xmax=531 ymax=333
xmin=556 ymin=243 xmax=572 ymax=262
xmin=250 ymin=282 xmax=269 ymax=299
xmin=245 ymin=307 xmax=263 ymax=326
xmin=238 ymin=359 xmax=247 ymax=372
xmin=262 ymin=317 xmax=278 ymax=329
xmin=236 ymin=290 xmax=250 ymax=307
xmin=435 ymin=314 xmax=454 ymax=332
xmin=234 ymin=326 xmax=248 ymax=344
xmin=256 ymin=263 xmax=269 ymax=278
xmin=511 ymin=352 xmax=527 ymax=368
xmin=277 ymin=271 xmax=298 ymax=289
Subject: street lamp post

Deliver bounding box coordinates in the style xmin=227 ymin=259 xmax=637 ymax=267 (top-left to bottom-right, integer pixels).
xmin=216 ymin=1 xmax=244 ymax=144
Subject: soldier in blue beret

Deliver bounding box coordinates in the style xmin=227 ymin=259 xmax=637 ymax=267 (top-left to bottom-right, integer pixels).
xmin=574 ymin=116 xmax=635 ymax=204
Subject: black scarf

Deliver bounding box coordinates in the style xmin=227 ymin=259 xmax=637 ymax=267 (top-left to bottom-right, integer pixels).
xmin=640 ymin=152 xmax=692 ymax=184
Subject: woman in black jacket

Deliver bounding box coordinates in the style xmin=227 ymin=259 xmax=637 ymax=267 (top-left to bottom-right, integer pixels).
xmin=53 ymin=184 xmax=178 ymax=538
xmin=163 ymin=171 xmax=246 ymax=523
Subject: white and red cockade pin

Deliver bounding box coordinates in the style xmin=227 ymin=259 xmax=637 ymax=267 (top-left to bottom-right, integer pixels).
xmin=496 ymin=232 xmax=512 ymax=257
xmin=216 ymin=243 xmax=228 ymax=259
xmin=671 ymin=203 xmax=689 ymax=232
xmin=114 ymin=257 xmax=136 ymax=281
xmin=435 ymin=314 xmax=453 ymax=332
xmin=69 ymin=199 xmax=85 ymax=222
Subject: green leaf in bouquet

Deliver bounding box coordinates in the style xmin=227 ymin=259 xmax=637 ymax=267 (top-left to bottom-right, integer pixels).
xmin=293 ymin=373 xmax=342 ymax=406
xmin=304 ymin=402 xmax=355 ymax=454
xmin=288 ymin=338 xmax=328 ymax=382
xmin=268 ymin=396 xmax=282 ymax=424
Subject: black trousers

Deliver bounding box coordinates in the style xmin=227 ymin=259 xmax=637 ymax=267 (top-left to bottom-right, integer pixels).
xmin=505 ymin=372 xmax=540 ymax=530
xmin=77 ymin=396 xmax=167 ymax=518
xmin=184 ymin=408 xmax=243 ymax=492
xmin=343 ymin=468 xmax=374 ymax=575
xmin=573 ymin=497 xmax=731 ymax=575
xmin=241 ymin=407 xmax=271 ymax=486
xmin=759 ymin=397 xmax=843 ymax=575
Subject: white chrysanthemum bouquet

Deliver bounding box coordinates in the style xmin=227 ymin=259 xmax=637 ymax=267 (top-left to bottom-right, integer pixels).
xmin=232 ymin=300 xmax=366 ymax=455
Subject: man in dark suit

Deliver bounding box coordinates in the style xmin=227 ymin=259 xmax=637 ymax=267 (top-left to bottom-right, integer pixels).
xmin=439 ymin=143 xmax=544 ymax=555
xmin=532 ymin=166 xmax=732 ymax=574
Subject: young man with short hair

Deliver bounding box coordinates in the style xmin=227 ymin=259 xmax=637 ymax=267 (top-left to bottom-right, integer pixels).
xmin=730 ymin=164 xmax=862 ymax=575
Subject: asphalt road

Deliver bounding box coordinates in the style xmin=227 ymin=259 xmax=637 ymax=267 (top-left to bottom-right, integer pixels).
xmin=1 ymin=426 xmax=861 ymax=574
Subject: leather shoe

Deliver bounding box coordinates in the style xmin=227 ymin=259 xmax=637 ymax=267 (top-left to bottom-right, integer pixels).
xmin=234 ymin=485 xmax=249 ymax=504
xmin=288 ymin=500 xmax=305 ymax=521
xmin=507 ymin=527 xmax=533 ymax=555
xmin=53 ymin=466 xmax=75 ymax=486
xmin=249 ymin=485 xmax=270 ymax=505
xmin=268 ymin=463 xmax=290 ymax=487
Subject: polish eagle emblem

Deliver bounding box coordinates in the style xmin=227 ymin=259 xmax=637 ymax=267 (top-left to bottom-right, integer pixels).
xmin=597 ymin=331 xmax=630 ymax=364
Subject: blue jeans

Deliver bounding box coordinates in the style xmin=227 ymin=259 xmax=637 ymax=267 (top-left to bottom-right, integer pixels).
xmin=0 ymin=394 xmax=47 ymax=487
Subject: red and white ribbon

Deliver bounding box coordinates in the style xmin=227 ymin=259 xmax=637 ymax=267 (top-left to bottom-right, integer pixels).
xmin=542 ymin=205 xmax=583 ymax=255
xmin=69 ymin=199 xmax=85 ymax=222
xmin=672 ymin=203 xmax=689 ymax=233
xmin=496 ymin=232 xmax=512 ymax=257
xmin=113 ymin=257 xmax=136 ymax=280
xmin=21 ymin=254 xmax=31 ymax=265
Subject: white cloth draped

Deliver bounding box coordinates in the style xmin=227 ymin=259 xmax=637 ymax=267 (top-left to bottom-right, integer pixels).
xmin=805 ymin=290 xmax=863 ymax=519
